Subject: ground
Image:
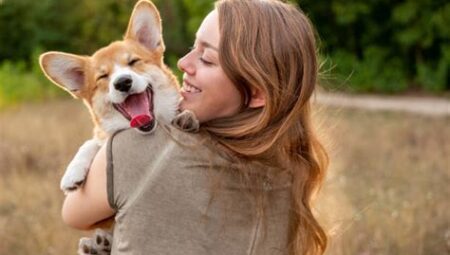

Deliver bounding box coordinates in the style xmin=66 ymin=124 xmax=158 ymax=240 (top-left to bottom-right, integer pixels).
xmin=0 ymin=94 xmax=449 ymax=254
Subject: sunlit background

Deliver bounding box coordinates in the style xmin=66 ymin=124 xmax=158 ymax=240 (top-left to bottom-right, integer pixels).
xmin=0 ymin=0 xmax=448 ymax=254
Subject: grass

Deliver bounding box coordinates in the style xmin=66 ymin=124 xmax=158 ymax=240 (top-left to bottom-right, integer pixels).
xmin=0 ymin=100 xmax=90 ymax=254
xmin=0 ymin=100 xmax=449 ymax=254
xmin=315 ymin=107 xmax=450 ymax=255
xmin=0 ymin=51 xmax=65 ymax=110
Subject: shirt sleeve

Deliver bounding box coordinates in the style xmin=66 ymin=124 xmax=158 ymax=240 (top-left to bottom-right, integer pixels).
xmin=106 ymin=129 xmax=121 ymax=210
xmin=106 ymin=126 xmax=171 ymax=210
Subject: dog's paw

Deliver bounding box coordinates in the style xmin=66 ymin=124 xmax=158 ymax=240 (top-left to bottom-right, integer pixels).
xmin=78 ymin=229 xmax=112 ymax=255
xmin=93 ymin=229 xmax=113 ymax=253
xmin=60 ymin=139 xmax=102 ymax=193
xmin=78 ymin=238 xmax=97 ymax=255
xmin=172 ymin=110 xmax=199 ymax=132
xmin=60 ymin=162 xmax=89 ymax=193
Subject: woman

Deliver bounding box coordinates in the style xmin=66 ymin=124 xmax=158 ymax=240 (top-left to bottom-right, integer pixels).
xmin=62 ymin=0 xmax=329 ymax=254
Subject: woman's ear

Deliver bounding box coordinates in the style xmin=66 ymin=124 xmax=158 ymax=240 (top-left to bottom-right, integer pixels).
xmin=248 ymin=88 xmax=266 ymax=108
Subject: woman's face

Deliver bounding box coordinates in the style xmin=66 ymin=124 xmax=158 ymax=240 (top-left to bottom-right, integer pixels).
xmin=177 ymin=10 xmax=242 ymax=123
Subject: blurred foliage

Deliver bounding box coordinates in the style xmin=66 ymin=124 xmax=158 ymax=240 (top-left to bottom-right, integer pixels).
xmin=0 ymin=48 xmax=65 ymax=109
xmin=299 ymin=0 xmax=449 ymax=93
xmin=0 ymin=0 xmax=213 ymax=63
xmin=0 ymin=0 xmax=448 ymax=108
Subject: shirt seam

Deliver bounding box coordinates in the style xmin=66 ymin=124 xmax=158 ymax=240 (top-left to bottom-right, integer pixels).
xmin=247 ymin=211 xmax=263 ymax=255
xmin=107 ymin=130 xmax=124 ymax=211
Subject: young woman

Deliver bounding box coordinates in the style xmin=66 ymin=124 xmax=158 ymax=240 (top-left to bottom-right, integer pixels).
xmin=62 ymin=0 xmax=329 ymax=254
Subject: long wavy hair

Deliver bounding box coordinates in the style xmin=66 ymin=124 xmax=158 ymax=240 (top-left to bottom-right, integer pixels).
xmin=200 ymin=0 xmax=329 ymax=254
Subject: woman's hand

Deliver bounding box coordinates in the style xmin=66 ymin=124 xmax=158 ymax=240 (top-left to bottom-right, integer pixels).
xmin=61 ymin=144 xmax=115 ymax=230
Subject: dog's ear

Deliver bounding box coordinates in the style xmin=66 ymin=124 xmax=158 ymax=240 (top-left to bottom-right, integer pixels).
xmin=125 ymin=0 xmax=164 ymax=52
xmin=39 ymin=52 xmax=87 ymax=98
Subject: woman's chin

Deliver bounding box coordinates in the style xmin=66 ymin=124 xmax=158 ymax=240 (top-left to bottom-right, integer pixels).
xmin=179 ymin=101 xmax=197 ymax=115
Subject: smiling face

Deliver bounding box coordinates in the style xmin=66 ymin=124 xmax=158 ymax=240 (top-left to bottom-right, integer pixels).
xmin=39 ymin=1 xmax=180 ymax=136
xmin=88 ymin=40 xmax=179 ymax=133
xmin=177 ymin=10 xmax=243 ymax=123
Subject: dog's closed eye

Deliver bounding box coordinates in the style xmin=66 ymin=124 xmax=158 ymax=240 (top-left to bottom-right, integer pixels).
xmin=96 ymin=74 xmax=109 ymax=81
xmin=128 ymin=58 xmax=141 ymax=66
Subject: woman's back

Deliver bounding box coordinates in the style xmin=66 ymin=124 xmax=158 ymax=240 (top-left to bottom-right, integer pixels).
xmin=108 ymin=125 xmax=292 ymax=255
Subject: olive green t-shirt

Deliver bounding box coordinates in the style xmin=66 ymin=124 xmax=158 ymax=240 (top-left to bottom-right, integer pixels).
xmin=107 ymin=124 xmax=292 ymax=255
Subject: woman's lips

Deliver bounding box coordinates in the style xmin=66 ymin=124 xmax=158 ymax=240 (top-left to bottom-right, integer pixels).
xmin=181 ymin=80 xmax=202 ymax=94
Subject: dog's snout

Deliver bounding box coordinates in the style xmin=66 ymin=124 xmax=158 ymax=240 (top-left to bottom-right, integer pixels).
xmin=114 ymin=75 xmax=133 ymax=92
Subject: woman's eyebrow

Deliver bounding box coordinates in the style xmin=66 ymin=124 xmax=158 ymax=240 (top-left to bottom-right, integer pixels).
xmin=195 ymin=38 xmax=219 ymax=52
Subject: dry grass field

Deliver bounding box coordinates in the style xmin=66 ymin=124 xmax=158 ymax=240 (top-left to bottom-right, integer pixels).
xmin=0 ymin=99 xmax=449 ymax=254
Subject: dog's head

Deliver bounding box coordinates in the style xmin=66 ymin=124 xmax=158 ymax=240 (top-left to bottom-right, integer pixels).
xmin=39 ymin=0 xmax=180 ymax=136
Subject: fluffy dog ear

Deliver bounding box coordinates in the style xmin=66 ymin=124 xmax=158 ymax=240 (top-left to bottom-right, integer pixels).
xmin=125 ymin=0 xmax=164 ymax=52
xmin=39 ymin=52 xmax=87 ymax=98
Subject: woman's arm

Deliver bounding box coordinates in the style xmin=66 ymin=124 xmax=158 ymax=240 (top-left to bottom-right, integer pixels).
xmin=61 ymin=144 xmax=115 ymax=230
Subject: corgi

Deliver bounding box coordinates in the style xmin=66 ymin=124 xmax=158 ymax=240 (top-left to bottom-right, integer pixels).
xmin=39 ymin=0 xmax=181 ymax=193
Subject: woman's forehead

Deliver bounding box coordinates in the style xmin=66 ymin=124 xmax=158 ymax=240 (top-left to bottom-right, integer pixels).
xmin=195 ymin=10 xmax=220 ymax=49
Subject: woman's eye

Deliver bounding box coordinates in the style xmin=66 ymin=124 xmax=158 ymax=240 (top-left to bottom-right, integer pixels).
xmin=128 ymin=58 xmax=141 ymax=66
xmin=97 ymin=74 xmax=109 ymax=81
xmin=200 ymin=57 xmax=213 ymax=66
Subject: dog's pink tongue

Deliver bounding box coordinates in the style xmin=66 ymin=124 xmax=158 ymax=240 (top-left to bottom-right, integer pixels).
xmin=130 ymin=115 xmax=152 ymax=128
xmin=122 ymin=92 xmax=153 ymax=128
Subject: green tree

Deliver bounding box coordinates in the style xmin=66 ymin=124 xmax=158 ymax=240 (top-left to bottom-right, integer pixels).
xmin=0 ymin=0 xmax=447 ymax=95
xmin=298 ymin=0 xmax=449 ymax=93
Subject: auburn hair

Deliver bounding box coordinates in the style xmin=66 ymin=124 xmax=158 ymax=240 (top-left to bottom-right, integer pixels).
xmin=200 ymin=0 xmax=329 ymax=254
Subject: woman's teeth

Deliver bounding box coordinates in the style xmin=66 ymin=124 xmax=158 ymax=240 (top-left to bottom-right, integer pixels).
xmin=184 ymin=83 xmax=201 ymax=93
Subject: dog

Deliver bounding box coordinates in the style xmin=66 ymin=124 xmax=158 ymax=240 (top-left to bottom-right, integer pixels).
xmin=40 ymin=0 xmax=180 ymax=193
xmin=40 ymin=1 xmax=197 ymax=254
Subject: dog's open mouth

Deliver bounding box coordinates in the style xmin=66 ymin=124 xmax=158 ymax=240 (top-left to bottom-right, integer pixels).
xmin=113 ymin=87 xmax=155 ymax=132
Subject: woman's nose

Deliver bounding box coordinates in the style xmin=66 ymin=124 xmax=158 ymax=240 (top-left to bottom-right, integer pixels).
xmin=177 ymin=53 xmax=195 ymax=75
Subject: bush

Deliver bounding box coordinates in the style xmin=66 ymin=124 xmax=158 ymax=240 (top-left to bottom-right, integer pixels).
xmin=300 ymin=0 xmax=449 ymax=94
xmin=416 ymin=44 xmax=449 ymax=92
xmin=0 ymin=0 xmax=448 ymax=105
xmin=0 ymin=50 xmax=64 ymax=109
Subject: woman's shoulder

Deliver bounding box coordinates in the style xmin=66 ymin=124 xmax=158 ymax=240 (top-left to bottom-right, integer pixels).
xmin=109 ymin=123 xmax=230 ymax=162
xmin=109 ymin=123 xmax=203 ymax=149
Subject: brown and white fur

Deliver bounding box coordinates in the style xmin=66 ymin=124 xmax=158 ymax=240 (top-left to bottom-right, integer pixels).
xmin=39 ymin=1 xmax=186 ymax=254
xmin=40 ymin=0 xmax=180 ymax=193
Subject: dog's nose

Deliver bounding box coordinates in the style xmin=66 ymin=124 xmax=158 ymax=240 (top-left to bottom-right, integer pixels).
xmin=114 ymin=75 xmax=133 ymax=92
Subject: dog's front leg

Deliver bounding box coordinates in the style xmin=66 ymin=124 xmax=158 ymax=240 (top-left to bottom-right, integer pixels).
xmin=61 ymin=139 xmax=103 ymax=193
